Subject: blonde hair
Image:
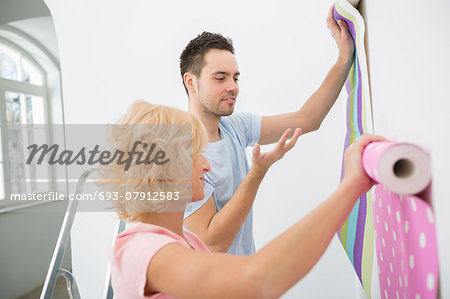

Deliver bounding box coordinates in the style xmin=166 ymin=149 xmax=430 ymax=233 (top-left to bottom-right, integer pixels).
xmin=98 ymin=100 xmax=208 ymax=222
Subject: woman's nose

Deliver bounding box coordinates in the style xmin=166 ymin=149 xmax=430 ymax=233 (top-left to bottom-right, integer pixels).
xmin=203 ymin=156 xmax=211 ymax=172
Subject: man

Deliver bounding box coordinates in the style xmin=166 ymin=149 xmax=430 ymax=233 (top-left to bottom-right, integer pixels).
xmin=181 ymin=6 xmax=354 ymax=255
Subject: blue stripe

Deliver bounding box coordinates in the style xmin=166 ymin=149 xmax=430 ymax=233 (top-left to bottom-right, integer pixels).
xmin=352 ymin=53 xmax=360 ymax=137
xmin=346 ymin=198 xmax=360 ymax=266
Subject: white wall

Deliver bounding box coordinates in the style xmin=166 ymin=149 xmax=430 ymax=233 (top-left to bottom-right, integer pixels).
xmin=43 ymin=0 xmax=450 ymax=298
xmin=359 ymin=0 xmax=450 ymax=297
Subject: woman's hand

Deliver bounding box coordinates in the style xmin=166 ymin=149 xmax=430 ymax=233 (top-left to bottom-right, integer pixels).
xmin=342 ymin=133 xmax=388 ymax=195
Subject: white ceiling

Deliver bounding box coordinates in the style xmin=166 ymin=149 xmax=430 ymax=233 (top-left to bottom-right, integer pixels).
xmin=0 ymin=0 xmax=50 ymax=25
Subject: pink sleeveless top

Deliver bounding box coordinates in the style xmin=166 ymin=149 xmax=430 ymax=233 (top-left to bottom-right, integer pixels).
xmin=110 ymin=222 xmax=210 ymax=298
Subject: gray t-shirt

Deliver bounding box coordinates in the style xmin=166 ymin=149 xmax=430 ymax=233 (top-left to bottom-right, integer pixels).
xmin=184 ymin=112 xmax=262 ymax=255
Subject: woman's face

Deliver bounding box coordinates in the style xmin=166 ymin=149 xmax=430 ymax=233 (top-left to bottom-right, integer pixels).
xmin=192 ymin=154 xmax=211 ymax=201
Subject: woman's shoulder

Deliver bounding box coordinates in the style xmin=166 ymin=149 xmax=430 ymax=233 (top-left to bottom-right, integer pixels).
xmin=112 ymin=223 xmax=179 ymax=255
xmin=183 ymin=230 xmax=210 ymax=253
xmin=117 ymin=222 xmax=181 ymax=244
xmin=113 ymin=222 xmax=210 ymax=253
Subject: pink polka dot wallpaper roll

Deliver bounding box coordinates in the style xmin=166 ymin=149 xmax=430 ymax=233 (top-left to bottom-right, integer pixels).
xmin=362 ymin=142 xmax=431 ymax=195
xmin=363 ymin=142 xmax=437 ymax=298
xmin=373 ymin=187 xmax=438 ymax=299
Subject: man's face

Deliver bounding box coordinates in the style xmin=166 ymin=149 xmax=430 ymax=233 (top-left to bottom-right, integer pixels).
xmin=194 ymin=49 xmax=240 ymax=118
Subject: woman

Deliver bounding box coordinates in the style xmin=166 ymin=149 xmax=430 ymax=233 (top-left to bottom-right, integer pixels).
xmin=100 ymin=100 xmax=384 ymax=299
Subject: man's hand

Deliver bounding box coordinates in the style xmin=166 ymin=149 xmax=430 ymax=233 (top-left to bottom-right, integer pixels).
xmin=326 ymin=4 xmax=354 ymax=65
xmin=252 ymin=128 xmax=302 ymax=175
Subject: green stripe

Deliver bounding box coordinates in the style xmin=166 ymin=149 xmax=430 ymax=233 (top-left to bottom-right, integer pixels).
xmin=361 ymin=191 xmax=374 ymax=298
xmin=348 ymin=63 xmax=357 ymax=144
xmin=340 ymin=217 xmax=349 ymax=251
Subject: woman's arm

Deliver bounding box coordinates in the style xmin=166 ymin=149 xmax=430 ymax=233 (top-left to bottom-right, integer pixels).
xmin=147 ymin=134 xmax=385 ymax=299
xmin=147 ymin=180 xmax=358 ymax=299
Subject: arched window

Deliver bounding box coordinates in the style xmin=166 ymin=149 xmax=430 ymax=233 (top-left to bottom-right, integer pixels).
xmin=0 ymin=21 xmax=63 ymax=210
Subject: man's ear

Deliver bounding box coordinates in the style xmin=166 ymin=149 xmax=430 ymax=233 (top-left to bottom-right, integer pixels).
xmin=183 ymin=72 xmax=197 ymax=94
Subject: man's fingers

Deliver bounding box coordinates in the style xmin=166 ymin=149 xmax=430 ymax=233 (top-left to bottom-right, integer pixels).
xmin=329 ymin=4 xmax=335 ymax=13
xmin=284 ymin=128 xmax=302 ymax=152
xmin=338 ymin=20 xmax=353 ymax=41
xmin=326 ymin=4 xmax=335 ymax=23
xmin=326 ymin=5 xmax=341 ymax=38
xmin=274 ymin=128 xmax=292 ymax=151
xmin=327 ymin=17 xmax=340 ymax=34
xmin=337 ymin=20 xmax=348 ymax=29
xmin=337 ymin=20 xmax=347 ymax=35
xmin=253 ymin=143 xmax=261 ymax=156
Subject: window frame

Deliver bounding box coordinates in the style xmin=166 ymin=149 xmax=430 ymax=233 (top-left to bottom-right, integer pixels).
xmin=0 ymin=35 xmax=57 ymax=211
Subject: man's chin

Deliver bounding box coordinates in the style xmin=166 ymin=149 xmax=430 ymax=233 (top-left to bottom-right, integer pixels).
xmin=219 ymin=107 xmax=234 ymax=116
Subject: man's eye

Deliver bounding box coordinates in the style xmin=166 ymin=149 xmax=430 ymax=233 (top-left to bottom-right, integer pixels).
xmin=234 ymin=78 xmax=239 ymax=82
xmin=216 ymin=77 xmax=225 ymax=81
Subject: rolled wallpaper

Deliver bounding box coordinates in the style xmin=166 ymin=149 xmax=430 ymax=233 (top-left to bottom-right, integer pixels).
xmin=363 ymin=142 xmax=437 ymax=299
xmin=362 ymin=142 xmax=431 ymax=195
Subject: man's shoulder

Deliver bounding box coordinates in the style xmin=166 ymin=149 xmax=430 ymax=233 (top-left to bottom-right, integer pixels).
xmin=219 ymin=113 xmax=249 ymax=140
xmin=219 ymin=112 xmax=262 ymax=147
xmin=220 ymin=112 xmax=257 ymax=130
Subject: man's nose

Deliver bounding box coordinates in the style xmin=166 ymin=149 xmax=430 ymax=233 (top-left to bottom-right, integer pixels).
xmin=226 ymin=79 xmax=238 ymax=93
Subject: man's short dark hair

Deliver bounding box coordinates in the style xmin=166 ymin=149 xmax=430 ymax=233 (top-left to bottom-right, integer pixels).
xmin=180 ymin=32 xmax=234 ymax=94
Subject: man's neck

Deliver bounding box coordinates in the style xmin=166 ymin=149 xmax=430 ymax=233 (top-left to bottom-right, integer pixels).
xmin=188 ymin=101 xmax=221 ymax=143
